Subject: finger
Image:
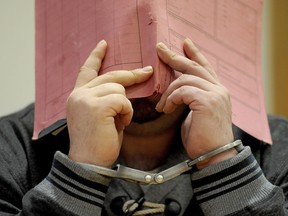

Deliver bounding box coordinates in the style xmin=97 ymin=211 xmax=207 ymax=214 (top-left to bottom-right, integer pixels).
xmin=75 ymin=40 xmax=108 ymax=88
xmin=100 ymin=94 xmax=133 ymax=126
xmin=88 ymin=83 xmax=126 ymax=97
xmin=156 ymin=42 xmax=216 ymax=83
xmin=183 ymin=38 xmax=218 ymax=79
xmin=156 ymin=74 xmax=215 ymax=111
xmin=85 ymin=66 xmax=153 ymax=88
xmin=160 ymin=86 xmax=208 ymax=113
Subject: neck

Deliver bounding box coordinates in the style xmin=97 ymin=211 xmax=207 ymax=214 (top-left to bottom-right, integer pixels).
xmin=121 ymin=127 xmax=178 ymax=171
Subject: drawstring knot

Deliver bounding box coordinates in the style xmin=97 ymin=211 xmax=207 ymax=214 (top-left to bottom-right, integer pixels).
xmin=123 ymin=197 xmax=165 ymax=216
xmin=111 ymin=196 xmax=182 ymax=215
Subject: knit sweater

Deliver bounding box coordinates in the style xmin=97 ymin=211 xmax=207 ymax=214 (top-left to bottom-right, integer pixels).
xmin=0 ymin=103 xmax=288 ymax=215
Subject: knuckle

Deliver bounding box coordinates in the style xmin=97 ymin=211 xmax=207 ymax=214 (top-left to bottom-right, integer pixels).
xmin=130 ymin=70 xmax=139 ymax=81
xmin=101 ymin=72 xmax=114 ymax=80
xmin=177 ymin=74 xmax=186 ymax=82
xmin=79 ymin=65 xmax=96 ymax=74
xmin=67 ymin=89 xmax=82 ymax=104
xmin=167 ymin=51 xmax=178 ymax=65
xmin=222 ymin=85 xmax=231 ymax=97
xmin=179 ymin=74 xmax=192 ymax=82
xmin=103 ymin=94 xmax=128 ymax=107
xmin=90 ymin=48 xmax=102 ymax=58
xmin=210 ymin=94 xmax=221 ymax=106
xmin=188 ymin=60 xmax=199 ymax=68
xmin=208 ymin=87 xmax=231 ymax=108
xmin=110 ymin=93 xmax=124 ymax=101
xmin=66 ymin=90 xmax=93 ymax=113
xmin=218 ymin=85 xmax=231 ymax=101
xmin=115 ymin=83 xmax=126 ymax=94
xmin=178 ymin=85 xmax=187 ymax=94
xmin=105 ymin=83 xmax=126 ymax=94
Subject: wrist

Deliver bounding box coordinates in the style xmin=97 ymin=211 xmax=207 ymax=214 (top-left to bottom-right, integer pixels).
xmin=196 ymin=147 xmax=238 ymax=169
xmin=68 ymin=151 xmax=114 ymax=168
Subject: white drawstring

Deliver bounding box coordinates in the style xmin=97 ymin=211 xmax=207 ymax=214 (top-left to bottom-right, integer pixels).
xmin=123 ymin=199 xmax=165 ymax=215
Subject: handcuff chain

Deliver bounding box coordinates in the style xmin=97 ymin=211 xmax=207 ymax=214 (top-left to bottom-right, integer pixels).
xmin=78 ymin=140 xmax=243 ymax=184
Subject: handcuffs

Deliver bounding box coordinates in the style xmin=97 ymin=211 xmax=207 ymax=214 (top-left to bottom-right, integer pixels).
xmin=78 ymin=140 xmax=244 ymax=184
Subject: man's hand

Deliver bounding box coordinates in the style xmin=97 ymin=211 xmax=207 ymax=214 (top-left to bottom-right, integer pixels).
xmin=66 ymin=40 xmax=153 ymax=167
xmin=156 ymin=39 xmax=236 ymax=168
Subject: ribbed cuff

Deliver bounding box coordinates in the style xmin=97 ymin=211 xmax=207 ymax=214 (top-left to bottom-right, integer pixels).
xmin=35 ymin=151 xmax=111 ymax=215
xmin=191 ymin=146 xmax=275 ymax=215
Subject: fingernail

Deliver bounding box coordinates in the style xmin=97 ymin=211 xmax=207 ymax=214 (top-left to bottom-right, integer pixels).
xmin=184 ymin=38 xmax=192 ymax=44
xmin=155 ymin=105 xmax=161 ymax=112
xmin=155 ymin=102 xmax=162 ymax=112
xmin=141 ymin=66 xmax=153 ymax=73
xmin=157 ymin=42 xmax=168 ymax=50
xmin=98 ymin=39 xmax=107 ymax=46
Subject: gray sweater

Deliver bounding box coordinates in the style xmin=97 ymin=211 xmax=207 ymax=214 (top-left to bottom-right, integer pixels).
xmin=0 ymin=104 xmax=288 ymax=215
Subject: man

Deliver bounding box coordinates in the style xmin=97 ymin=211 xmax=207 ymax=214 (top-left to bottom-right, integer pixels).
xmin=0 ymin=39 xmax=288 ymax=215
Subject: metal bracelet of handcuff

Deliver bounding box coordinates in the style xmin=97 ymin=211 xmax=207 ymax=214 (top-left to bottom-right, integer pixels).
xmin=78 ymin=140 xmax=243 ymax=185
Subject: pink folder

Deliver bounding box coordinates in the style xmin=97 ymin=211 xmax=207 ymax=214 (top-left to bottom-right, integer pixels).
xmin=34 ymin=0 xmax=271 ymax=144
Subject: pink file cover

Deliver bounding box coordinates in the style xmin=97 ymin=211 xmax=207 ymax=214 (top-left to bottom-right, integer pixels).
xmin=34 ymin=0 xmax=271 ymax=144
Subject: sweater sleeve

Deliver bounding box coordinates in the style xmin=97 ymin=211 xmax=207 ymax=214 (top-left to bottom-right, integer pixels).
xmin=191 ymin=146 xmax=286 ymax=215
xmin=0 ymin=105 xmax=111 ymax=215
xmin=23 ymin=152 xmax=111 ymax=216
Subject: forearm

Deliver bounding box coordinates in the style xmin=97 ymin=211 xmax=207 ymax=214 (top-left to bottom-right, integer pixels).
xmin=191 ymin=146 xmax=286 ymax=215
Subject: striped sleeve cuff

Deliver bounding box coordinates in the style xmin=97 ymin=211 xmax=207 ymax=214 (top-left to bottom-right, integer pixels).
xmin=35 ymin=151 xmax=111 ymax=215
xmin=191 ymin=146 xmax=275 ymax=215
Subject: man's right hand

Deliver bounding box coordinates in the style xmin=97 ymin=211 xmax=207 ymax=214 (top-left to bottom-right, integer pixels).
xmin=66 ymin=40 xmax=153 ymax=168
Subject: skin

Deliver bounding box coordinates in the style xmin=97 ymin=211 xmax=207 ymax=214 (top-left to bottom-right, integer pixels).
xmin=66 ymin=39 xmax=236 ymax=171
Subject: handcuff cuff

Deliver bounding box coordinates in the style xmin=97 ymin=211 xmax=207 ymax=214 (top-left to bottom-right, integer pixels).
xmin=78 ymin=140 xmax=244 ymax=184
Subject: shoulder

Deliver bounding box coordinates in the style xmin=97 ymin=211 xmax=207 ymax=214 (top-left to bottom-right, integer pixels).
xmin=254 ymin=115 xmax=288 ymax=183
xmin=0 ymin=103 xmax=34 ymax=145
xmin=0 ymin=104 xmax=36 ymax=195
xmin=268 ymin=114 xmax=288 ymax=143
xmin=0 ymin=103 xmax=70 ymax=186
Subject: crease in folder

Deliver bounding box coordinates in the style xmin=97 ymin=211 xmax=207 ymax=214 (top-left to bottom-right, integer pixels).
xmin=34 ymin=0 xmax=271 ymax=144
